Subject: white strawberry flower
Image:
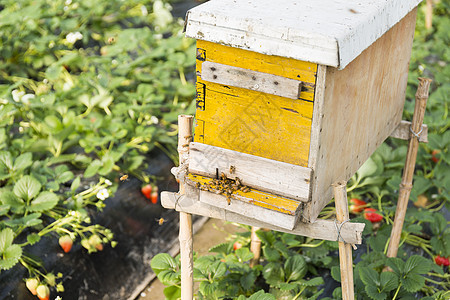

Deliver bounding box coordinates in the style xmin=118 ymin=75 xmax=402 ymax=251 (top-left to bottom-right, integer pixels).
xmin=96 ymin=188 xmax=109 ymax=200
xmin=66 ymin=31 xmax=83 ymax=44
xmin=12 ymin=89 xmax=25 ymax=102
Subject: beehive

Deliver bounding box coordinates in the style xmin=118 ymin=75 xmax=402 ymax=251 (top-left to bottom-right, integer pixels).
xmin=176 ymin=0 xmax=421 ymax=229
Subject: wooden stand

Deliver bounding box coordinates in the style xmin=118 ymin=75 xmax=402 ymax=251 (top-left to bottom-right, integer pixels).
xmin=249 ymin=226 xmax=262 ymax=267
xmin=333 ymin=182 xmax=354 ymax=300
xmin=177 ymin=115 xmax=194 ymax=300
xmin=387 ymin=78 xmax=432 ymax=258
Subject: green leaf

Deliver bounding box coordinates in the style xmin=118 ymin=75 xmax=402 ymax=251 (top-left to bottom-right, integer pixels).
xmin=151 ymin=253 xmax=177 ymax=274
xmin=157 ymin=269 xmax=180 ymax=285
xmin=404 ymin=255 xmax=430 ymax=275
xmin=365 ymin=285 xmax=387 ymax=300
xmin=0 ymin=190 xmax=24 ymax=208
xmin=163 ymin=286 xmax=181 ymax=300
xmin=4 ymin=213 xmax=42 ymax=228
xmin=0 ymin=204 xmax=10 ymax=216
xmin=210 ymin=261 xmax=226 ymax=279
xmin=56 ymin=171 xmax=74 ymax=184
xmin=0 ymin=151 xmax=13 ymax=170
xmin=247 ymin=290 xmax=276 ymax=300
xmin=71 ymin=176 xmax=81 ymax=192
xmin=240 ymin=271 xmax=256 ymax=290
xmin=27 ymin=233 xmax=41 ymax=245
xmin=284 ymin=254 xmax=307 ymax=282
xmin=301 ymin=276 xmax=324 ymax=286
xmin=359 ymin=267 xmax=380 ymax=286
xmin=199 ymin=281 xmax=216 ymax=296
xmin=14 ymin=175 xmax=41 ymax=201
xmin=84 ymin=159 xmax=102 ymax=178
xmin=209 ymin=242 xmax=233 ymax=255
xmin=236 ymin=247 xmax=254 ymax=262
xmin=263 ymin=262 xmax=285 ymax=287
xmin=0 ymin=244 xmax=22 ymax=270
xmin=263 ymin=245 xmax=280 ymax=262
xmin=379 ymin=271 xmax=398 ymax=292
xmin=13 ymin=153 xmax=32 ymax=171
xmin=401 ymin=273 xmax=425 ymax=293
xmin=386 ymin=257 xmax=404 ymax=276
xmin=195 ymin=255 xmax=216 ymax=273
xmin=29 ymin=191 xmax=59 ymax=212
xmin=0 ymin=228 xmax=14 ymax=253
xmin=331 ymin=266 xmax=341 ymax=282
xmin=356 ymin=157 xmax=379 ymax=180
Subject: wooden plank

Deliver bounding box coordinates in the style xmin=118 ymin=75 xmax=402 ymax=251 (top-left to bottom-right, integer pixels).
xmin=186 ymin=0 xmax=421 ymax=68
xmin=189 ymin=142 xmax=311 ymax=201
xmin=186 ymin=173 xmax=302 ymax=214
xmin=305 ymin=10 xmax=417 ymax=222
xmin=201 ymin=61 xmax=303 ymax=100
xmin=161 ymin=190 xmax=365 ymax=244
xmin=199 ymin=189 xmax=299 ymax=230
xmin=194 ymin=40 xmax=316 ymax=167
xmin=389 ymin=120 xmax=428 ymax=143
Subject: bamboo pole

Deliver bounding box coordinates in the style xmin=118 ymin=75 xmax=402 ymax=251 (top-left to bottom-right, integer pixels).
xmin=425 ymin=0 xmax=433 ymax=29
xmin=386 ymin=78 xmax=431 ymax=258
xmin=333 ymin=181 xmax=354 ymax=300
xmin=178 ymin=115 xmax=194 ymax=300
xmin=249 ymin=226 xmax=262 ymax=267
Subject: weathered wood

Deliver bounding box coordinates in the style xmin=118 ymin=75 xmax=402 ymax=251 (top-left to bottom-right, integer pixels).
xmin=189 ymin=142 xmax=311 ymax=201
xmin=305 ymin=9 xmax=418 ymax=222
xmin=177 ymin=115 xmax=194 ymax=300
xmin=186 ymin=0 xmax=421 ymax=69
xmin=333 ymin=182 xmax=354 ymax=300
xmin=194 ymin=40 xmax=315 ymax=167
xmin=387 ymin=78 xmax=432 ymax=258
xmin=389 ymin=120 xmax=428 ymax=143
xmin=425 ymin=0 xmax=433 ymax=29
xmin=201 ymin=61 xmax=303 ymax=100
xmin=161 ymin=190 xmax=365 ymax=244
xmin=249 ymin=227 xmax=262 ymax=267
xmin=185 ymin=173 xmax=302 ymax=230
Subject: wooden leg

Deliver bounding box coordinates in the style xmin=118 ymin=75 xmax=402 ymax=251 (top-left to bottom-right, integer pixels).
xmin=333 ymin=181 xmax=354 ymax=300
xmin=386 ymin=78 xmax=431 ymax=258
xmin=177 ymin=115 xmax=194 ymax=300
xmin=249 ymin=226 xmax=261 ymax=267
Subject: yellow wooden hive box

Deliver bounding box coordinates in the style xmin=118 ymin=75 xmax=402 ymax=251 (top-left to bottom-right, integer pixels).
xmin=165 ymin=0 xmax=422 ymax=230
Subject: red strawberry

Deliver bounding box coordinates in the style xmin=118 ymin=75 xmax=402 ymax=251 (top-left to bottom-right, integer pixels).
xmin=431 ymin=150 xmax=440 ymax=163
xmin=58 ymin=235 xmax=73 ymax=253
xmin=141 ymin=184 xmax=152 ymax=199
xmin=36 ymin=285 xmax=50 ymax=300
xmin=435 ymin=255 xmax=450 ymax=266
xmin=26 ymin=278 xmax=38 ymax=295
xmin=349 ymin=198 xmax=367 ymax=213
xmin=233 ymin=242 xmax=242 ymax=250
xmin=150 ymin=191 xmax=158 ymax=204
xmin=364 ymin=208 xmax=383 ymax=223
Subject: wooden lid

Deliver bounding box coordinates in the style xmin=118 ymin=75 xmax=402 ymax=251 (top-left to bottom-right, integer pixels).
xmin=185 ymin=0 xmax=421 ymax=69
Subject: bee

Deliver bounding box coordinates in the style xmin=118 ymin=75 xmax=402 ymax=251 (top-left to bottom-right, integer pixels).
xmin=156 ymin=218 xmax=167 ymax=225
xmin=120 ymin=174 xmax=129 ymax=181
xmin=240 ymin=187 xmax=250 ymax=193
xmin=229 ymin=165 xmax=236 ymax=174
xmin=226 ymin=195 xmax=231 ymax=205
xmin=107 ymin=37 xmax=116 ymax=44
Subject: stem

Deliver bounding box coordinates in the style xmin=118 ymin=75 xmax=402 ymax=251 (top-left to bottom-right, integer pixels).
xmin=292 ymin=286 xmax=307 ymax=300
xmin=392 ymin=282 xmax=402 ymax=300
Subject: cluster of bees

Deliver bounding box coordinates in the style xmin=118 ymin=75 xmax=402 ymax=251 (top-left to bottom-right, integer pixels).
xmin=195 ymin=168 xmax=251 ymax=205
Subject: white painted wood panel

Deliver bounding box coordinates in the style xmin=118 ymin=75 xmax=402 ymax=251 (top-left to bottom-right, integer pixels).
xmin=185 ymin=0 xmax=421 ymax=69
xmin=201 ymin=61 xmax=302 ymax=100
xmin=188 ymin=142 xmax=311 ymax=201
xmin=161 ymin=190 xmax=365 ymax=244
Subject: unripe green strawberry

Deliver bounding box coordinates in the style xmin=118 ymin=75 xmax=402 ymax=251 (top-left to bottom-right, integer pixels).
xmin=26 ymin=278 xmax=38 ymax=295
